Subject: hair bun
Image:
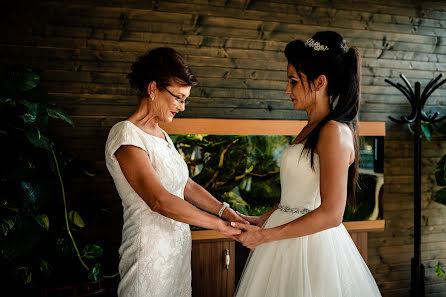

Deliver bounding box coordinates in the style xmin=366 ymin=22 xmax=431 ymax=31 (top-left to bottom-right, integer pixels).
xmin=311 ymin=31 xmax=347 ymax=55
xmin=127 ymin=47 xmax=197 ymax=99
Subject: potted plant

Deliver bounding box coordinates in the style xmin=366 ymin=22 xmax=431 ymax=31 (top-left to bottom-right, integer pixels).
xmin=0 ymin=66 xmax=117 ymax=296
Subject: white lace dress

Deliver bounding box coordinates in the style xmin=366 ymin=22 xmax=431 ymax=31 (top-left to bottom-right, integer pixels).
xmin=105 ymin=120 xmax=191 ymax=297
xmin=235 ymin=143 xmax=382 ymax=297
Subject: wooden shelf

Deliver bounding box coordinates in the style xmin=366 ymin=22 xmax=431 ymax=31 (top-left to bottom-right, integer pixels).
xmin=191 ymin=220 xmax=385 ymax=241
xmin=192 ymin=230 xmax=229 ymax=241
xmin=343 ymin=219 xmax=385 ymax=232
xmin=160 ymin=119 xmax=385 ymax=136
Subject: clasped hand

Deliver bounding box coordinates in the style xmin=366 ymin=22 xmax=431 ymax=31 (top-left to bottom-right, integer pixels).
xmin=218 ymin=208 xmax=267 ymax=250
xmin=230 ymin=212 xmax=267 ymax=251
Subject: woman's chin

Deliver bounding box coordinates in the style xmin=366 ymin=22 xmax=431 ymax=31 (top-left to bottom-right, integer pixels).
xmin=159 ymin=116 xmax=174 ymax=124
xmin=292 ymin=103 xmax=301 ymax=110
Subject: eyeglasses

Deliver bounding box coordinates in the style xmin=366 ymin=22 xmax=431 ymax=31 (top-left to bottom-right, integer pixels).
xmin=165 ymin=87 xmax=190 ymax=105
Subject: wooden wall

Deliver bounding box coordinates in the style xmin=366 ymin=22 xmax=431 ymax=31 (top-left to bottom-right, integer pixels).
xmin=1 ymin=0 xmax=446 ymax=295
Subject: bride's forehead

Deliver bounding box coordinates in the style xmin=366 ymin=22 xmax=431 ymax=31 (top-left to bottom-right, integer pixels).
xmin=287 ymin=64 xmax=300 ymax=78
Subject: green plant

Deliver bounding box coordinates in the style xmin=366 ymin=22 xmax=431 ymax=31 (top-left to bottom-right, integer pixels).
xmin=434 ymin=153 xmax=446 ymax=206
xmin=0 ymin=66 xmax=115 ymax=295
xmin=407 ymin=121 xmax=438 ymax=141
xmin=435 ymin=262 xmax=445 ymax=279
xmin=172 ymin=134 xmax=287 ymax=213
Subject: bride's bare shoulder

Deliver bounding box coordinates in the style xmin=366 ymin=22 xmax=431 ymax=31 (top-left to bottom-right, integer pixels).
xmin=317 ymin=121 xmax=354 ymax=157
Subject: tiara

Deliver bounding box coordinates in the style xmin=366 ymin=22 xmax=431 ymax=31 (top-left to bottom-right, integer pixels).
xmin=304 ymin=38 xmax=329 ymax=51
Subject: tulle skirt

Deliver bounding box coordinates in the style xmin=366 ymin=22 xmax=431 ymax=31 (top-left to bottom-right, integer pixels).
xmin=235 ymin=210 xmax=382 ymax=297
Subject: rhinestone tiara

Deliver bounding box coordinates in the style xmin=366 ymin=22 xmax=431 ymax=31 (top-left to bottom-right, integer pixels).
xmin=304 ymin=38 xmax=329 ymax=51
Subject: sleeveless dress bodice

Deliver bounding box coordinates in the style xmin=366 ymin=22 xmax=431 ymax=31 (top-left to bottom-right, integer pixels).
xmin=279 ymin=143 xmax=320 ymax=210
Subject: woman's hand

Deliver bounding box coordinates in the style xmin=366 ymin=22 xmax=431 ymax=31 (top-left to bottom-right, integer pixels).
xmin=222 ymin=208 xmax=250 ymax=225
xmin=231 ymin=222 xmax=264 ymax=251
xmin=216 ymin=220 xmax=242 ymax=239
xmin=235 ymin=211 xmax=268 ymax=227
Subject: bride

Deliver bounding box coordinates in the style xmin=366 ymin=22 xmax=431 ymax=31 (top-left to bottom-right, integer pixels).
xmin=231 ymin=31 xmax=382 ymax=297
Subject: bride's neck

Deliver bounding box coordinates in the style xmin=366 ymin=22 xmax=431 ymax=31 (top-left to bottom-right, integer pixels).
xmin=305 ymin=102 xmax=330 ymax=126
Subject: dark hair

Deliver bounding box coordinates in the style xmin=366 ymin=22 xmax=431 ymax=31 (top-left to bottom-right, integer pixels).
xmin=285 ymin=31 xmax=361 ymax=205
xmin=128 ymin=47 xmax=198 ymax=99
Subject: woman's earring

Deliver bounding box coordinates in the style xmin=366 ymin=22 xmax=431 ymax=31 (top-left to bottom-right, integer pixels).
xmin=330 ymin=94 xmax=340 ymax=109
xmin=151 ymin=95 xmax=154 ymax=101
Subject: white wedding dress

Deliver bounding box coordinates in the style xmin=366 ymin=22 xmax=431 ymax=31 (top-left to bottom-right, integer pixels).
xmin=105 ymin=120 xmax=191 ymax=297
xmin=235 ymin=143 xmax=382 ymax=297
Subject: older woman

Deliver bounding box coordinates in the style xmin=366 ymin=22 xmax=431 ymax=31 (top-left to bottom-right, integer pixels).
xmin=105 ymin=47 xmax=245 ymax=297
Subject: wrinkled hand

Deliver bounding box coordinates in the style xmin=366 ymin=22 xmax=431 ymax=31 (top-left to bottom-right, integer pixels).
xmin=235 ymin=211 xmax=267 ymax=227
xmin=222 ymin=208 xmax=250 ymax=225
xmin=217 ymin=220 xmax=242 ymax=239
xmin=231 ymin=222 xmax=264 ymax=251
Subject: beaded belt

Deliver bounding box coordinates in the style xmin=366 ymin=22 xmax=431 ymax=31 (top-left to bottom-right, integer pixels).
xmin=278 ymin=204 xmax=312 ymax=215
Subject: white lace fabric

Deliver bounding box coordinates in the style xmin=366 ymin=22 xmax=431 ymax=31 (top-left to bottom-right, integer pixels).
xmin=105 ymin=121 xmax=191 ymax=297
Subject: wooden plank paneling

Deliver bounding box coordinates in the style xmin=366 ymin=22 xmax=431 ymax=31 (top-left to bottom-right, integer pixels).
xmin=3 ymin=0 xmax=446 ymax=296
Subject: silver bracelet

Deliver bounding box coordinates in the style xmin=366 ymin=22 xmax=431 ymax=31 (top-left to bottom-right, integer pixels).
xmin=218 ymin=202 xmax=230 ymax=217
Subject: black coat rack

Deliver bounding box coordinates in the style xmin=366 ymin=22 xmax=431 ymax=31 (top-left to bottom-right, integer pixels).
xmin=385 ymin=73 xmax=446 ymax=297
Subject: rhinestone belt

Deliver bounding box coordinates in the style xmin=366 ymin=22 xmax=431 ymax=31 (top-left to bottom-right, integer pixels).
xmin=278 ymin=204 xmax=312 ymax=215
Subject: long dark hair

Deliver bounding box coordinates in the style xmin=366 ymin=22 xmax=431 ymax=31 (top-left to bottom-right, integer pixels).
xmin=128 ymin=47 xmax=198 ymax=99
xmin=285 ymin=31 xmax=361 ymax=205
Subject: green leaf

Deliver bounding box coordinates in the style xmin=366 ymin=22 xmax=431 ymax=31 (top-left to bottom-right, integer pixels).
xmin=435 ymin=263 xmax=445 ymax=278
xmin=17 ymin=266 xmax=32 ymax=285
xmin=435 ymin=155 xmax=446 ymax=186
xmin=56 ymin=237 xmax=74 ymax=256
xmin=82 ymin=168 xmax=96 ymax=177
xmin=82 ymin=244 xmax=103 ymax=260
xmin=0 ymin=97 xmax=16 ymax=107
xmin=18 ymin=73 xmax=40 ymax=92
xmin=68 ymin=210 xmax=85 ymax=228
xmin=421 ymin=122 xmax=432 ymax=141
xmin=19 ymin=181 xmax=39 ymax=208
xmin=19 ymin=100 xmax=39 ymax=125
xmin=433 ymin=188 xmax=446 ymax=206
xmin=25 ymin=127 xmax=51 ymax=150
xmin=39 ymin=258 xmax=52 ymax=273
xmin=17 ymin=179 xmax=53 ymax=210
xmin=35 ymin=214 xmax=49 ymax=231
xmin=46 ymin=105 xmax=74 ymax=127
xmin=221 ymin=190 xmax=249 ymax=215
xmin=0 ymin=203 xmax=18 ymax=237
xmin=248 ymin=205 xmax=273 ymax=216
xmin=88 ymin=262 xmax=103 ymax=281
xmin=25 ymin=271 xmax=32 ymax=285
xmin=0 ymin=218 xmax=15 ymax=236
xmin=22 ymin=113 xmax=35 ymax=124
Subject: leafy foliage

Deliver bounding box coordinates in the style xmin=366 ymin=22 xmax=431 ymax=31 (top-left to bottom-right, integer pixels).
xmin=408 ymin=121 xmax=438 ymax=141
xmin=0 ymin=66 xmax=111 ymax=295
xmin=436 ymin=262 xmax=445 ymax=279
xmin=172 ymin=134 xmax=288 ymax=216
xmin=173 ymin=134 xmax=379 ymax=225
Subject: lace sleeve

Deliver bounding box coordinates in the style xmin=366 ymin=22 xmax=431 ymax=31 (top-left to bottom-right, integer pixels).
xmin=105 ymin=121 xmax=148 ymax=171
